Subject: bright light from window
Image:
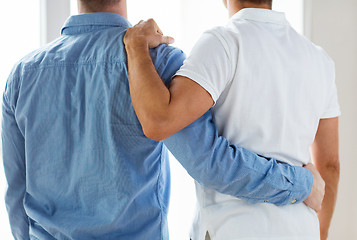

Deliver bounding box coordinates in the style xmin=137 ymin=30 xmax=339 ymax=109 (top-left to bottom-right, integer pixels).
xmin=71 ymin=0 xmax=78 ymax=15
xmin=273 ymin=0 xmax=304 ymax=33
xmin=0 ymin=1 xmax=41 ymax=238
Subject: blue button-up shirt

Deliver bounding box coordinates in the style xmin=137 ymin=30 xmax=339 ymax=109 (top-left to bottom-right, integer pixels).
xmin=2 ymin=13 xmax=312 ymax=240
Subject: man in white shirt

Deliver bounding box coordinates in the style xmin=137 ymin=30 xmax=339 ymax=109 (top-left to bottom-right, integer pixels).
xmin=123 ymin=0 xmax=340 ymax=239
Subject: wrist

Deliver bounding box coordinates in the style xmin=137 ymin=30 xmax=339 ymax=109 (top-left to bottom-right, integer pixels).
xmin=320 ymin=230 xmax=328 ymax=240
xmin=291 ymin=166 xmax=314 ymax=202
xmin=125 ymin=43 xmax=150 ymax=58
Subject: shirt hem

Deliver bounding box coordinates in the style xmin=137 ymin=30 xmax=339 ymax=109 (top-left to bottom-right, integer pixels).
xmin=320 ymin=109 xmax=341 ymax=119
xmin=174 ymin=70 xmax=219 ymax=103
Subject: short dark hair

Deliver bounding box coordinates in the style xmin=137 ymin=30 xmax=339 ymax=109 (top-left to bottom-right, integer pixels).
xmin=240 ymin=0 xmax=272 ymax=5
xmin=80 ymin=0 xmax=121 ymax=10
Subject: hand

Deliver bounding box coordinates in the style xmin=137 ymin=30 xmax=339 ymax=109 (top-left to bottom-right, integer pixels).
xmin=303 ymin=163 xmax=325 ymax=212
xmin=124 ymin=19 xmax=175 ymax=49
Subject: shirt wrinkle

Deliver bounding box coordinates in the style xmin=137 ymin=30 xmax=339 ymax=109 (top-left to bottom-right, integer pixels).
xmin=2 ymin=11 xmax=315 ymax=240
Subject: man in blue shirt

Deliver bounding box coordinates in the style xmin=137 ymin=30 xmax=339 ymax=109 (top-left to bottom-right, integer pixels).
xmin=2 ymin=0 xmax=323 ymax=239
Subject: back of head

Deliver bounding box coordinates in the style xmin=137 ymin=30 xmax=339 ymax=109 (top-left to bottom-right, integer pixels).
xmin=240 ymin=0 xmax=272 ymax=3
xmin=239 ymin=0 xmax=272 ymax=7
xmin=79 ymin=0 xmax=121 ymax=12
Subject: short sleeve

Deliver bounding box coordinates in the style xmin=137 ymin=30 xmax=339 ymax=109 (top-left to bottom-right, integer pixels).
xmin=174 ymin=30 xmax=234 ymax=103
xmin=321 ymin=63 xmax=341 ymax=119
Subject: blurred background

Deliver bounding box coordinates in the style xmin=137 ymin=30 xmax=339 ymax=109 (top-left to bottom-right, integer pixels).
xmin=0 ymin=0 xmax=355 ymax=239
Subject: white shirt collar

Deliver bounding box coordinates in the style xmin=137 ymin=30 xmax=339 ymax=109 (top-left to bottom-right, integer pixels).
xmin=231 ymin=8 xmax=289 ymax=26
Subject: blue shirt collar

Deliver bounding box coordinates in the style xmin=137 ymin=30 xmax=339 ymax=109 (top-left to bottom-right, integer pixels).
xmin=61 ymin=12 xmax=131 ymax=35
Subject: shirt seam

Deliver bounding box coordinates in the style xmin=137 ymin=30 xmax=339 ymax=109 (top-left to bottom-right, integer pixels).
xmin=61 ymin=25 xmax=128 ymax=36
xmin=20 ymin=60 xmax=127 ymax=71
xmin=156 ymin=145 xmax=164 ymax=239
xmin=3 ymin=76 xmax=21 ymax=112
xmin=320 ymin=108 xmax=341 ymax=119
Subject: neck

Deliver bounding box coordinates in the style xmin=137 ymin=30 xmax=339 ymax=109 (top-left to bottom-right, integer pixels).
xmin=78 ymin=0 xmax=127 ymax=18
xmin=227 ymin=0 xmax=272 ymax=18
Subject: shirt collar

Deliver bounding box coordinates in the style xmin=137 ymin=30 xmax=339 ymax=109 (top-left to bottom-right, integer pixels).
xmin=61 ymin=12 xmax=131 ymax=35
xmin=231 ymin=8 xmax=289 ymax=26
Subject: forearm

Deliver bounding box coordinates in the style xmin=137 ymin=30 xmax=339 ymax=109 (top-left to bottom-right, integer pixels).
xmin=126 ymin=44 xmax=172 ymax=139
xmin=164 ymin=111 xmax=313 ymax=205
xmin=317 ymin=164 xmax=340 ymax=240
xmin=311 ymin=117 xmax=340 ymax=239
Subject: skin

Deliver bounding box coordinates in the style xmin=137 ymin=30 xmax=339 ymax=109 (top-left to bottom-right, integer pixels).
xmin=311 ymin=118 xmax=340 ymax=240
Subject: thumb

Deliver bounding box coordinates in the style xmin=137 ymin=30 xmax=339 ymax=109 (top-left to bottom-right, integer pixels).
xmin=160 ymin=35 xmax=175 ymax=45
xmin=149 ymin=34 xmax=175 ymax=48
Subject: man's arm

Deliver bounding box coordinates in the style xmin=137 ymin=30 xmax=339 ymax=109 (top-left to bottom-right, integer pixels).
xmin=163 ymin=110 xmax=315 ymax=205
xmin=125 ymin=19 xmax=214 ymax=141
xmin=124 ymin=19 xmax=325 ymax=209
xmin=2 ymin=93 xmax=29 ymax=240
xmin=311 ymin=117 xmax=340 ymax=240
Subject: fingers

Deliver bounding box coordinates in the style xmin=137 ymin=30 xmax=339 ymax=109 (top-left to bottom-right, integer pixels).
xmin=303 ymin=162 xmax=325 ymax=212
xmin=149 ymin=18 xmax=163 ymax=35
xmin=161 ymin=35 xmax=175 ymax=45
xmin=126 ymin=18 xmax=175 ymax=49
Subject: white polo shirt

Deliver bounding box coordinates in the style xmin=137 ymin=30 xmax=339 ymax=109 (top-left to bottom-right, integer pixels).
xmin=175 ymin=8 xmax=340 ymax=240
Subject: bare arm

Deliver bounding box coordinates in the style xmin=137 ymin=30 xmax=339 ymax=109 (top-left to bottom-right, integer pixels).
xmin=124 ymin=19 xmax=214 ymax=141
xmin=311 ymin=117 xmax=340 ymax=240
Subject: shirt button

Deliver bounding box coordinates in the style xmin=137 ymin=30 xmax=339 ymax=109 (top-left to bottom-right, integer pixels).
xmin=264 ymin=200 xmax=269 ymax=203
xmin=291 ymin=199 xmax=297 ymax=204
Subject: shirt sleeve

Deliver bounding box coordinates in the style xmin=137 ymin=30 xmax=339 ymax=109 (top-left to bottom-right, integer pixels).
xmin=321 ymin=62 xmax=341 ymax=119
xmin=154 ymin=45 xmax=313 ymax=205
xmin=174 ymin=30 xmax=233 ymax=103
xmin=2 ymin=79 xmax=29 ymax=240
xmin=149 ymin=44 xmax=186 ymax=87
xmin=163 ymin=111 xmax=313 ymax=205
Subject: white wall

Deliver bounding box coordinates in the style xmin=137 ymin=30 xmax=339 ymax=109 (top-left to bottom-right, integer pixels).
xmin=305 ymin=0 xmax=357 ymax=239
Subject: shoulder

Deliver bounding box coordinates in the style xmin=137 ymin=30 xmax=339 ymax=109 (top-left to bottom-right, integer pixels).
xmin=306 ymin=40 xmax=335 ymax=78
xmin=3 ymin=59 xmax=25 ymax=109
xmin=201 ymin=25 xmax=241 ymax=56
xmin=150 ymin=44 xmax=185 ymax=68
xmin=314 ymin=45 xmax=335 ymax=68
xmin=294 ymin=32 xmax=335 ymax=68
xmin=149 ymin=45 xmax=186 ymax=84
xmin=3 ymin=39 xmax=61 ymax=100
